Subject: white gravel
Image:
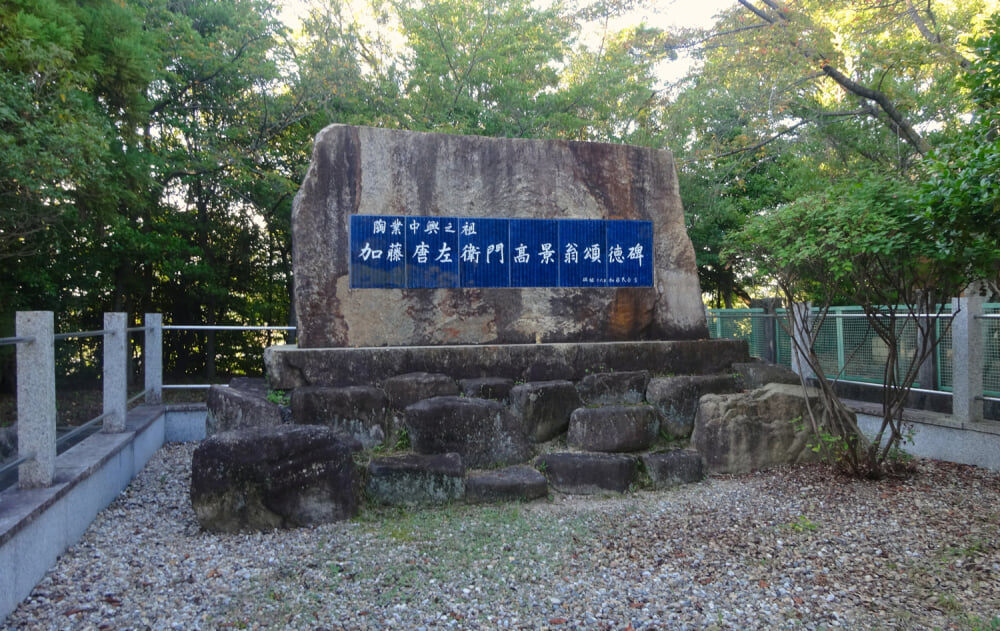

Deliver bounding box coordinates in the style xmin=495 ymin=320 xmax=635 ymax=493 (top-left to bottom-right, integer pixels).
xmin=5 ymin=443 xmax=1000 ymax=630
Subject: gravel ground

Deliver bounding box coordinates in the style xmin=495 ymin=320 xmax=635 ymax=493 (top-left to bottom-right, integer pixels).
xmin=5 ymin=443 xmax=1000 ymax=631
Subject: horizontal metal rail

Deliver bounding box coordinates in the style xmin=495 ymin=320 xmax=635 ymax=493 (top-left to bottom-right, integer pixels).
xmin=127 ymin=389 xmax=149 ymax=406
xmin=56 ymin=412 xmax=110 ymax=448
xmin=162 ymin=384 xmax=218 ymax=390
xmin=0 ymin=453 xmax=30 ymax=482
xmin=708 ymin=312 xmax=956 ymax=319
xmin=54 ymin=329 xmax=111 ymax=341
xmin=163 ymin=325 xmax=296 ymax=331
xmin=977 ymin=314 xmax=1000 ymax=319
xmin=834 ymin=379 xmax=951 ymax=397
xmin=0 ymin=336 xmax=36 ymax=346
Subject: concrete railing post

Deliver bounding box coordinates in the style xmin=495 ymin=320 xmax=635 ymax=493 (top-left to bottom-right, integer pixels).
xmin=144 ymin=313 xmax=162 ymax=405
xmin=750 ymin=298 xmax=781 ymax=364
xmin=16 ymin=311 xmax=56 ymax=489
xmin=952 ymin=284 xmax=985 ymax=423
xmin=790 ymin=302 xmax=815 ymax=380
xmin=103 ymin=312 xmax=128 ymax=433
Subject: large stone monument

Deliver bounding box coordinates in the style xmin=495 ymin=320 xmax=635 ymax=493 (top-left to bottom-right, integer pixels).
xmin=290 ymin=124 xmax=706 ymax=348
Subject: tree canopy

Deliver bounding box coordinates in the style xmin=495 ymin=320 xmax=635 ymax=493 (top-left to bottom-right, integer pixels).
xmin=1 ymin=0 xmax=999 ymax=382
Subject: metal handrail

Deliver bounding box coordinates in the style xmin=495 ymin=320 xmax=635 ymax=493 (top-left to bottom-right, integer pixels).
xmin=163 ymin=325 xmax=296 ymax=331
xmin=54 ymin=329 xmax=111 ymax=340
xmin=0 ymin=336 xmax=36 ymax=346
xmin=55 ymin=412 xmax=111 ymax=448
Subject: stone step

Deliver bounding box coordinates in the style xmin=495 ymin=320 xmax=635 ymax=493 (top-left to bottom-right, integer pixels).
xmin=576 ymin=370 xmax=650 ymax=405
xmin=190 ymin=425 xmax=361 ymax=533
xmin=509 ymin=379 xmax=583 ymax=443
xmin=366 ymin=452 xmax=465 ymax=506
xmin=641 ymin=450 xmax=705 ymax=488
xmin=404 ymin=396 xmax=531 ymax=468
xmin=535 ymin=452 xmax=639 ymax=495
xmin=465 ymin=466 xmax=548 ymax=503
xmin=382 ymin=372 xmax=459 ymax=409
xmin=567 ymin=404 xmax=659 ymax=452
xmin=645 ymin=374 xmax=741 ymax=440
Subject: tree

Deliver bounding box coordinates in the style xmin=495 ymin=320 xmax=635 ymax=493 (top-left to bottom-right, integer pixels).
xmin=727 ymin=173 xmax=993 ymax=478
xmin=663 ymin=0 xmax=998 ymax=304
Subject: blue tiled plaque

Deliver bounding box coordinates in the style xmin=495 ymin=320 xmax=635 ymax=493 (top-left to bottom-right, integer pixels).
xmin=349 ymin=215 xmax=653 ymax=289
xmin=459 ymin=218 xmax=510 ymax=287
xmin=510 ymin=219 xmax=559 ymax=287
xmin=349 ymin=215 xmax=407 ymax=288
xmin=558 ymin=219 xmax=607 ymax=287
xmin=405 ymin=216 xmax=459 ymax=288
xmin=606 ymin=220 xmax=654 ymax=287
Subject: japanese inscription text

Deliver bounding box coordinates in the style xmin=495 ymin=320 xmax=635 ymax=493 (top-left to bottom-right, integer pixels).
xmin=350 ymin=216 xmax=653 ymax=289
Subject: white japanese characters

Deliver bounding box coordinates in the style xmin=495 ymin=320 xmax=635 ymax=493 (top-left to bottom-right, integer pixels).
xmin=350 ymin=215 xmax=653 ymax=289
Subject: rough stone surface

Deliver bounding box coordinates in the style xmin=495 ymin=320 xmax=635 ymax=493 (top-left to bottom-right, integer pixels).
xmin=642 ymin=450 xmax=705 ymax=488
xmin=382 ymin=372 xmax=459 ymax=409
xmin=536 ymin=452 xmax=638 ymax=494
xmin=366 ymin=453 xmax=465 ymax=506
xmin=509 ymin=380 xmax=584 ymax=443
xmin=576 ymin=370 xmax=650 ymax=405
xmin=205 ymin=378 xmax=289 ymax=436
xmin=566 ymin=405 xmax=659 ymax=453
xmin=265 ymin=339 xmax=749 ymax=389
xmin=189 ymin=425 xmax=360 ymax=533
xmin=290 ymin=385 xmax=389 ymax=448
xmin=404 ymin=396 xmax=531 ymax=468
xmin=732 ymin=361 xmax=800 ymax=390
xmin=645 ymin=374 xmax=740 ymax=440
xmin=692 ymin=383 xmax=824 ymax=475
xmin=459 ymin=377 xmax=515 ymax=401
xmin=292 ymin=124 xmax=707 ymax=348
xmin=465 ymin=466 xmax=548 ymax=503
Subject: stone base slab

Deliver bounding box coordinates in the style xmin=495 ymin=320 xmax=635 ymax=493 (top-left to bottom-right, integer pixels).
xmin=264 ymin=339 xmax=749 ymax=389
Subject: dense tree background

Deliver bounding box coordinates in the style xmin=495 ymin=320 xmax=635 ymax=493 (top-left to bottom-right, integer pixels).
xmin=1 ymin=0 xmax=998 ymax=381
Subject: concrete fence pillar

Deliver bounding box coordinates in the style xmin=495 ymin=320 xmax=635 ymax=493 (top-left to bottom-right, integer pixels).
xmin=750 ymin=298 xmax=782 ymax=364
xmin=16 ymin=311 xmax=56 ymax=489
xmin=790 ymin=302 xmax=815 ymax=380
xmin=952 ymin=284 xmax=985 ymax=422
xmin=103 ymin=312 xmax=128 ymax=433
xmin=144 ymin=313 xmax=162 ymax=405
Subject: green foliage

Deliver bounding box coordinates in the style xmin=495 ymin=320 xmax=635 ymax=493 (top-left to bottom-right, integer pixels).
xmin=266 ymin=389 xmax=290 ymax=406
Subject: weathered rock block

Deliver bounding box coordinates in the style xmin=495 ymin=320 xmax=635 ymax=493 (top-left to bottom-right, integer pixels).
xmin=536 ymin=452 xmax=638 ymax=494
xmin=465 ymin=466 xmax=548 ymax=503
xmin=576 ymin=370 xmax=650 ymax=405
xmin=732 ymin=361 xmax=800 ymax=390
xmin=510 ymin=380 xmax=583 ymax=443
xmin=404 ymin=396 xmax=531 ymax=468
xmin=190 ymin=425 xmax=360 ymax=533
xmin=292 ymin=124 xmax=707 ymax=348
xmin=265 ymin=340 xmax=749 ymax=390
xmin=645 ymin=374 xmax=740 ymax=440
xmin=459 ymin=377 xmax=515 ymax=401
xmin=290 ymin=385 xmax=389 ymax=448
xmin=205 ymin=377 xmax=289 ymax=436
xmin=382 ymin=372 xmax=459 ymax=409
xmin=567 ymin=405 xmax=659 ymax=452
xmin=692 ymin=383 xmax=824 ymax=474
xmin=642 ymin=450 xmax=705 ymax=488
xmin=366 ymin=453 xmax=465 ymax=506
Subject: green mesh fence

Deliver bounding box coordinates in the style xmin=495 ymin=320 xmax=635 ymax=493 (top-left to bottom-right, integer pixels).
xmin=985 ymin=305 xmax=1000 ymax=397
xmin=705 ymin=308 xmax=770 ymax=359
xmin=710 ymin=305 xmax=1000 ymax=393
xmin=937 ymin=305 xmax=954 ymax=392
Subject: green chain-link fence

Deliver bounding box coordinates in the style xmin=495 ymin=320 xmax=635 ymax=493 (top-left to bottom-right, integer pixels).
xmin=709 ymin=305 xmax=1000 ymax=397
